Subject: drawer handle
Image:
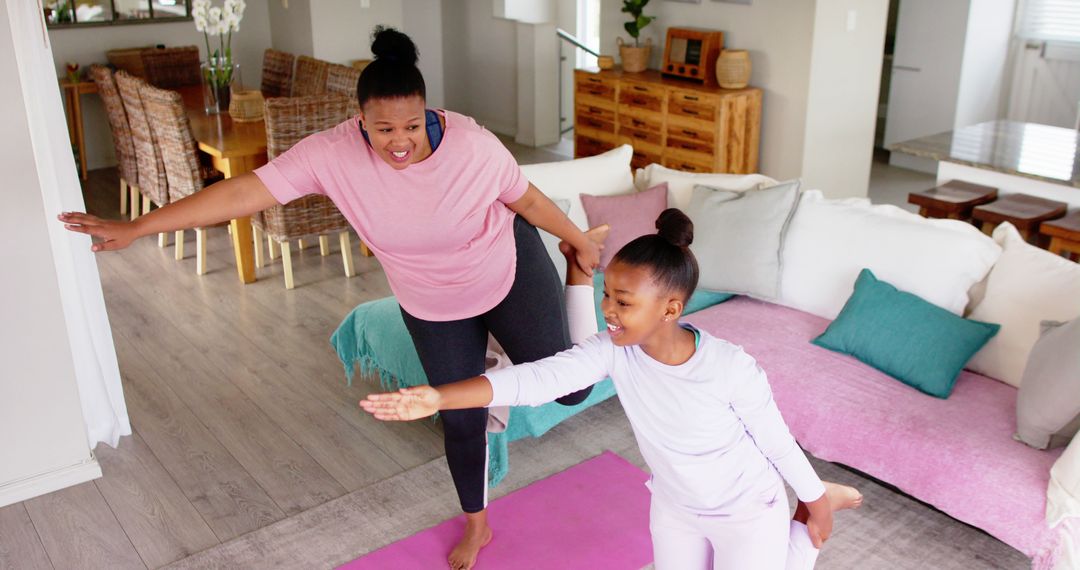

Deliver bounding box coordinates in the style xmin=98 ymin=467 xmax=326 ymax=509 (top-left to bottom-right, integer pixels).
xmin=633 ymin=85 xmax=648 ymax=92
xmin=681 ymin=108 xmax=699 ymax=116
xmin=588 ymin=89 xmax=606 ymax=96
xmin=681 ymin=129 xmax=698 ymax=138
xmin=632 ymin=131 xmax=647 ymax=139
xmin=631 ymin=97 xmax=649 ymax=105
xmin=683 ymin=95 xmax=699 ymax=101
xmin=679 ymin=142 xmax=696 ymax=149
xmin=587 ymin=77 xmax=602 ymax=83
xmin=632 ymin=119 xmax=646 ymax=127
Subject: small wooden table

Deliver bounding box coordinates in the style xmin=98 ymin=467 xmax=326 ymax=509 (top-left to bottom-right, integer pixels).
xmin=176 ymin=86 xmax=266 ymax=284
xmin=60 ymin=79 xmax=98 ymax=181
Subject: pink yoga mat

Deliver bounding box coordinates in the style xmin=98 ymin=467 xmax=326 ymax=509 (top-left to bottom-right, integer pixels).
xmin=339 ymin=451 xmax=653 ymax=569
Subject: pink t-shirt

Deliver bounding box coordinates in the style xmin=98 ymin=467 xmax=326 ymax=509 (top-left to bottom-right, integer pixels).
xmin=254 ymin=110 xmax=529 ymax=321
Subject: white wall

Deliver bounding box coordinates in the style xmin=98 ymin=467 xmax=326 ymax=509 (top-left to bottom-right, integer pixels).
xmin=1 ymin=0 xmax=106 ymax=507
xmin=954 ymin=0 xmax=1017 ymax=129
xmin=599 ymin=0 xmax=816 ymax=181
xmin=404 ymin=0 xmax=445 ymax=108
xmin=268 ymin=0 xmax=313 ymax=56
xmin=48 ymin=0 xmax=272 ymax=170
xmin=441 ymin=0 xmax=518 ymax=135
xmin=309 ymin=0 xmax=403 ymax=64
xmin=801 ymin=0 xmax=889 ymax=198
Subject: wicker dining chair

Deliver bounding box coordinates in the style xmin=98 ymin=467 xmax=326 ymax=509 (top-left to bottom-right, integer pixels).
xmin=325 ymin=63 xmax=362 ymax=116
xmin=140 ymin=82 xmax=225 ymax=274
xmin=88 ymin=64 xmax=140 ymax=217
xmin=257 ymin=94 xmax=361 ymax=289
xmin=261 ymin=48 xmax=295 ymax=98
xmin=142 ymin=46 xmax=202 ymax=88
xmin=292 ymin=55 xmax=329 ymax=97
xmin=114 ymin=71 xmax=171 ymax=248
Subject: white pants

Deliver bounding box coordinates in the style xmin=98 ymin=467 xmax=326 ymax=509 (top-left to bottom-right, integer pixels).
xmin=649 ymin=485 xmax=819 ymax=569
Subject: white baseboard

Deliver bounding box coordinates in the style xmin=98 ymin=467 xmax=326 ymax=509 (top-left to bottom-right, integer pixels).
xmin=0 ymin=457 xmax=101 ymax=508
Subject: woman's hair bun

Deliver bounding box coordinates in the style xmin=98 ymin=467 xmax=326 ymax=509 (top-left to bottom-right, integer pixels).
xmin=371 ymin=26 xmax=419 ymax=66
xmin=655 ymin=208 xmax=694 ymax=248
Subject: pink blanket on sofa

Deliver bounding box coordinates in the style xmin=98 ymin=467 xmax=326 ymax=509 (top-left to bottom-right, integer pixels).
xmin=686 ymin=297 xmax=1063 ymax=564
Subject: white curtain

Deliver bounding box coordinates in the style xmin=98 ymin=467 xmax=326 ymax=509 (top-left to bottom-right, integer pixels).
xmin=8 ymin=0 xmax=131 ymax=448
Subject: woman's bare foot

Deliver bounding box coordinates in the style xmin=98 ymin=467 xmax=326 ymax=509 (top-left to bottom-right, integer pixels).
xmin=560 ymin=224 xmax=610 ymax=287
xmin=448 ymin=511 xmax=493 ymax=570
xmin=824 ymin=481 xmax=863 ymax=512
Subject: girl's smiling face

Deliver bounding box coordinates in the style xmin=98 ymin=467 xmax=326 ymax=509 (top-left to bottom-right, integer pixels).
xmin=358 ymin=95 xmax=430 ymax=170
xmin=600 ymin=260 xmax=684 ymax=347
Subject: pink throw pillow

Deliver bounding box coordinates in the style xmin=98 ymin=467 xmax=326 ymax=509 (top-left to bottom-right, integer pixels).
xmin=581 ymin=183 xmax=668 ymax=268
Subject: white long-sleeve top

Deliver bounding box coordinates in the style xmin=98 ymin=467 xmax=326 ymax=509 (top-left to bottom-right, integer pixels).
xmin=486 ymin=327 xmax=826 ymax=516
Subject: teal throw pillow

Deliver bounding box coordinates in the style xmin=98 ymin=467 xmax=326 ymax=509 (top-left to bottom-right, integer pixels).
xmin=812 ymin=269 xmax=1000 ymax=399
xmin=591 ymin=272 xmax=733 ymax=329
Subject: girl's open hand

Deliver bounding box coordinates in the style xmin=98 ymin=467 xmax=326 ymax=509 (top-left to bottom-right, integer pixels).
xmin=58 ymin=212 xmax=139 ymax=252
xmin=360 ymin=386 xmax=441 ymax=421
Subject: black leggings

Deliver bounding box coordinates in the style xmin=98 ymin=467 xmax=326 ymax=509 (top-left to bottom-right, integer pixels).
xmin=399 ymin=215 xmax=592 ymax=513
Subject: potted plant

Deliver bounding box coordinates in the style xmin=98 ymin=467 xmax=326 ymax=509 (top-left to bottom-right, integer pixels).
xmin=618 ymin=0 xmax=654 ymax=73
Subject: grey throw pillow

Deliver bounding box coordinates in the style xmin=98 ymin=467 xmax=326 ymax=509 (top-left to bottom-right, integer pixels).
xmin=687 ymin=180 xmax=801 ymax=299
xmin=540 ymin=199 xmax=573 ymax=283
xmin=1015 ymin=318 xmax=1080 ymax=449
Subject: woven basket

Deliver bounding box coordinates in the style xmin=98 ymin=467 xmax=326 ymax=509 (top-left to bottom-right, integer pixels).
xmin=229 ymin=89 xmax=265 ymax=122
xmin=716 ymin=50 xmax=751 ymax=89
xmin=617 ymin=37 xmax=651 ymax=73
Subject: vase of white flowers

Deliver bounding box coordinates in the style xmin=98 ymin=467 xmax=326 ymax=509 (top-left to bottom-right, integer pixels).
xmin=194 ymin=0 xmax=245 ymax=114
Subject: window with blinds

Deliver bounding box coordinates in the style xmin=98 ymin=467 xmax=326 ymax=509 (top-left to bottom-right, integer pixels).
xmin=1018 ymin=0 xmax=1080 ymax=43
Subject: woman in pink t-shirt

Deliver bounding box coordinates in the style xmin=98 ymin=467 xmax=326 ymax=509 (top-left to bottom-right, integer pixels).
xmin=59 ymin=28 xmax=600 ymax=569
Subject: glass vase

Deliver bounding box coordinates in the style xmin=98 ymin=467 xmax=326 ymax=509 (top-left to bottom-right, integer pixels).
xmin=201 ymin=60 xmax=241 ymax=115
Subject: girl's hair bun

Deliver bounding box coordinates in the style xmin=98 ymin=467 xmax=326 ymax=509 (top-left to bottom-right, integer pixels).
xmin=656 ymin=208 xmax=694 ymax=249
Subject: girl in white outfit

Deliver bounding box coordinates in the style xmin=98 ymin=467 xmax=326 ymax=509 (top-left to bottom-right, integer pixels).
xmin=362 ymin=209 xmax=860 ymax=569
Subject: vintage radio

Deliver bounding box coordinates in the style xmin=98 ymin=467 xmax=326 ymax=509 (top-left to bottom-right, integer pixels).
xmin=661 ymin=27 xmax=725 ymax=87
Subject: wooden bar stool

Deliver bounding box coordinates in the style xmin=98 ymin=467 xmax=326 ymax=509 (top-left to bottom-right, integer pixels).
xmin=1041 ymin=210 xmax=1080 ymax=261
xmin=972 ymin=193 xmax=1067 ymax=245
xmin=908 ymin=180 xmax=998 ymax=220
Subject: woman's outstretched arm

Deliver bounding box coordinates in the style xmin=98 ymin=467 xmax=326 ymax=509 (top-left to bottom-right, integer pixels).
xmin=58 ymin=172 xmax=280 ymax=252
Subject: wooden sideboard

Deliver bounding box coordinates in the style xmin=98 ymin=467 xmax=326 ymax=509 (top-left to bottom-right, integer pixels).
xmin=574 ymin=68 xmax=762 ymax=173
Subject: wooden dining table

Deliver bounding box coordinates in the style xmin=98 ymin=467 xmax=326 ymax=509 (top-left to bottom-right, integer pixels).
xmin=177 ymin=85 xmax=265 ymax=285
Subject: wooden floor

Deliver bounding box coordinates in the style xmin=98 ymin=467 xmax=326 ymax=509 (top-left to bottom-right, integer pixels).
xmin=0 ymin=138 xmax=574 ymax=570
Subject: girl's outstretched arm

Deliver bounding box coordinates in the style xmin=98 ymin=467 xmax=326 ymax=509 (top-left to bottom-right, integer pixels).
xmin=360 ymin=376 xmax=495 ymax=421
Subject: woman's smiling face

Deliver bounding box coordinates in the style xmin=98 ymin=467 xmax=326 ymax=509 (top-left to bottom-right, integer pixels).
xmin=359 ymin=95 xmax=430 ymax=170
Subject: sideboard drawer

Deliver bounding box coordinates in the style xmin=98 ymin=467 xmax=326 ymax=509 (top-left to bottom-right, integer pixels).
xmin=575 ymin=134 xmax=616 ymax=158
xmin=578 ymin=103 xmax=616 ymax=123
xmin=663 ymin=152 xmax=715 ymax=173
xmin=669 ymin=100 xmax=717 ymax=122
xmin=619 ymin=126 xmax=663 ymax=147
xmin=575 ymin=73 xmax=617 ymax=101
xmin=630 ymin=147 xmax=663 ymax=170
xmin=669 ymin=89 xmax=720 ymax=108
xmin=618 ymin=88 xmax=664 ymax=113
xmin=665 ymin=136 xmax=714 ymax=156
xmin=575 ymin=113 xmax=616 ymax=134
xmin=666 ymin=123 xmax=716 ymax=144
xmin=623 ymin=113 xmax=662 ymax=133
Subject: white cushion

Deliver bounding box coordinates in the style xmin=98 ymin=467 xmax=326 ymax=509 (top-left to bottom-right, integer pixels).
xmin=633 ymin=163 xmax=778 ymax=211
xmin=966 ymin=223 xmax=1080 ymax=387
xmin=778 ymin=190 xmax=1001 ymax=320
xmin=521 ymin=145 xmax=634 ymax=229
